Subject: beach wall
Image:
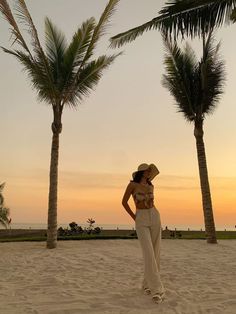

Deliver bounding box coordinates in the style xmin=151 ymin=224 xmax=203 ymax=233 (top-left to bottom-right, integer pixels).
xmin=1 ymin=229 xmax=235 ymax=240
xmin=0 ymin=229 xmax=47 ymax=238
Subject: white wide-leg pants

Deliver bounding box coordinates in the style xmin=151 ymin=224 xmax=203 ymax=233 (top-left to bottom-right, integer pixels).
xmin=135 ymin=207 xmax=165 ymax=296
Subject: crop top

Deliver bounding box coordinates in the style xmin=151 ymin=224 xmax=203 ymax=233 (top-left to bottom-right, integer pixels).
xmin=133 ymin=187 xmax=154 ymax=208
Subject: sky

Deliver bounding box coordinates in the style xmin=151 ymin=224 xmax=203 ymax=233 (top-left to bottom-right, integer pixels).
xmin=0 ymin=0 xmax=235 ymax=229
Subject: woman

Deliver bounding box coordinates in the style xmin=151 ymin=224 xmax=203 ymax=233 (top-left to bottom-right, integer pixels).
xmin=122 ymin=163 xmax=165 ymax=304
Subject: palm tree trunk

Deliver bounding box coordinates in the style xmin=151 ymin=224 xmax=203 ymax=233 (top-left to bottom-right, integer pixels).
xmin=47 ymin=105 xmax=62 ymax=249
xmin=194 ymin=120 xmax=217 ymax=244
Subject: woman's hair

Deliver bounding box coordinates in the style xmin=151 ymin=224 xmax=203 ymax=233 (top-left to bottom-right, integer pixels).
xmin=131 ymin=171 xmax=152 ymax=185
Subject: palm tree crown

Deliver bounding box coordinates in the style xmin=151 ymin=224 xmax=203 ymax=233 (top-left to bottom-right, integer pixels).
xmin=1 ymin=0 xmax=120 ymax=108
xmin=162 ymin=32 xmax=225 ymax=122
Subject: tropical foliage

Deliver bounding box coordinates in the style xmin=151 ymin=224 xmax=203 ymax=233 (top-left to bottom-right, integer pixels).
xmin=110 ymin=0 xmax=236 ymax=47
xmin=157 ymin=0 xmax=236 ymax=38
xmin=0 ymin=182 xmax=10 ymax=228
xmin=162 ymin=32 xmax=225 ymax=243
xmin=0 ymin=0 xmax=120 ymax=248
xmin=57 ymin=219 xmax=101 ymax=236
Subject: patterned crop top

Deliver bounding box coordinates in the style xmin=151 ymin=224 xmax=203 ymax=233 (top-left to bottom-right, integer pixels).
xmin=133 ymin=186 xmax=154 ymax=208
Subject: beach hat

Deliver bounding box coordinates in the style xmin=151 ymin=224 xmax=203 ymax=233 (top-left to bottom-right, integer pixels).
xmin=132 ymin=163 xmax=160 ymax=181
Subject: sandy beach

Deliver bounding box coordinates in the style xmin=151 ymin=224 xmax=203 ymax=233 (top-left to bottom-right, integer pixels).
xmin=0 ymin=239 xmax=235 ymax=314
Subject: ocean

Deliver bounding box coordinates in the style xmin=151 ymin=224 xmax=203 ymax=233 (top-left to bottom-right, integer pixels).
xmin=3 ymin=223 xmax=236 ymax=231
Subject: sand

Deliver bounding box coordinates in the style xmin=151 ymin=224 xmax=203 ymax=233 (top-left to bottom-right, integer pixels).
xmin=0 ymin=239 xmax=235 ymax=314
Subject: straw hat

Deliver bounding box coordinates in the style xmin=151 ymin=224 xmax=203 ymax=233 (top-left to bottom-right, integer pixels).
xmin=132 ymin=163 xmax=160 ymax=181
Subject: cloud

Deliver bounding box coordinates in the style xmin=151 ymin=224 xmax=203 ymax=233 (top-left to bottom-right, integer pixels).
xmin=2 ymin=168 xmax=236 ymax=192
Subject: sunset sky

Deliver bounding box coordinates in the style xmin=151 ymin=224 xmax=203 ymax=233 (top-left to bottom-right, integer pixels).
xmin=0 ymin=0 xmax=235 ymax=229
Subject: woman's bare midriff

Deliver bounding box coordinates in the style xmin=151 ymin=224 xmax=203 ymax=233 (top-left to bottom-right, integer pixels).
xmin=135 ymin=200 xmax=155 ymax=210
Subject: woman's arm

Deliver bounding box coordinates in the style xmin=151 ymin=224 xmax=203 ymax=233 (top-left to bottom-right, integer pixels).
xmin=122 ymin=182 xmax=136 ymax=221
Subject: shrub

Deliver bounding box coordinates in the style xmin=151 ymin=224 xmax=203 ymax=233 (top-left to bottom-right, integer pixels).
xmin=57 ymin=219 xmax=101 ymax=236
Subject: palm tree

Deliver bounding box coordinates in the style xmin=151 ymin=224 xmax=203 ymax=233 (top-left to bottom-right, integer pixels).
xmin=110 ymin=0 xmax=236 ymax=47
xmin=0 ymin=0 xmax=121 ymax=248
xmin=0 ymin=182 xmax=10 ymax=228
xmin=162 ymin=32 xmax=225 ymax=243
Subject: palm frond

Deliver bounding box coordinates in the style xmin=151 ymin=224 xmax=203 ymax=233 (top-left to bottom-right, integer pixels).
xmin=110 ymin=16 xmax=161 ymax=48
xmin=63 ymin=0 xmax=120 ymax=106
xmin=45 ymin=17 xmax=67 ymax=64
xmin=2 ymin=47 xmax=56 ymax=104
xmin=158 ymin=0 xmax=236 ymax=38
xmin=65 ymin=17 xmax=96 ymax=69
xmin=0 ymin=182 xmax=5 ymax=206
xmin=0 ymin=195 xmax=4 ymax=206
xmin=199 ymin=32 xmax=225 ymax=115
xmin=61 ymin=18 xmax=96 ymax=100
xmin=64 ymin=52 xmax=121 ymax=106
xmin=44 ymin=17 xmax=69 ymax=93
xmin=0 ymin=0 xmax=31 ymax=54
xmin=0 ymin=182 xmax=5 ymax=193
xmin=162 ymin=37 xmax=198 ymax=121
xmin=0 ymin=182 xmax=9 ymax=229
xmin=14 ymin=0 xmax=55 ymax=98
xmin=110 ymin=0 xmax=236 ymax=47
xmin=0 ymin=219 xmax=8 ymax=229
xmin=82 ymin=0 xmax=120 ymax=63
xmin=0 ymin=207 xmax=10 ymax=228
xmin=14 ymin=0 xmax=44 ymax=54
xmin=231 ymin=6 xmax=236 ymax=21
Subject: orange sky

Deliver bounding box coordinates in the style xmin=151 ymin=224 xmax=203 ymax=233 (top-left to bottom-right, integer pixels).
xmin=2 ymin=170 xmax=236 ymax=229
xmin=0 ymin=0 xmax=235 ymax=229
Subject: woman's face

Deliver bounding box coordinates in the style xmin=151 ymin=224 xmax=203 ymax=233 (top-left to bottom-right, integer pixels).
xmin=143 ymin=168 xmax=151 ymax=179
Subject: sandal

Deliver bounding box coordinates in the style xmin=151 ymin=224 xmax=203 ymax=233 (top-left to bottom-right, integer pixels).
xmin=152 ymin=292 xmax=165 ymax=304
xmin=144 ymin=287 xmax=151 ymax=295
